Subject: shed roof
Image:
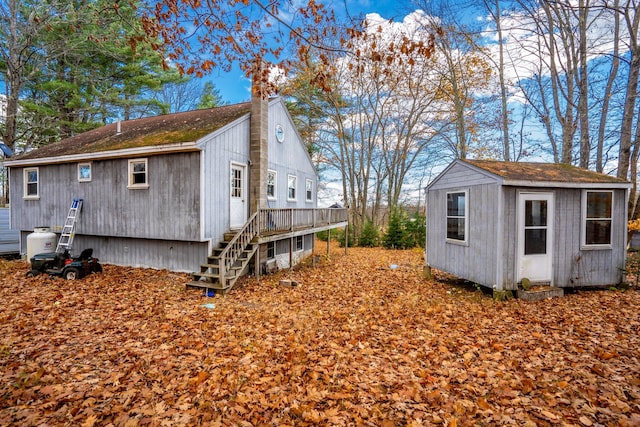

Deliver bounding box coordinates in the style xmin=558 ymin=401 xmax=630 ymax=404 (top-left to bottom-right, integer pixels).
xmin=464 ymin=159 xmax=629 ymax=185
xmin=11 ymin=102 xmax=251 ymax=162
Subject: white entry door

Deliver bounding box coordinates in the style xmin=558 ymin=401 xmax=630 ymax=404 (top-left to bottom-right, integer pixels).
xmin=229 ymin=163 xmax=247 ymax=229
xmin=517 ymin=192 xmax=554 ymax=284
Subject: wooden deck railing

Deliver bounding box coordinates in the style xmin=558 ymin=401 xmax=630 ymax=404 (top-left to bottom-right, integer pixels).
xmin=217 ymin=211 xmax=259 ymax=289
xmin=258 ymin=208 xmax=348 ymax=235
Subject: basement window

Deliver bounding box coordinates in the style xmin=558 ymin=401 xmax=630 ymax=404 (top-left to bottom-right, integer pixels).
xmin=296 ymin=235 xmax=303 ymax=251
xmin=23 ymin=167 xmax=39 ymax=199
xmin=582 ymin=190 xmax=612 ymax=248
xmin=128 ymin=158 xmax=148 ymax=189
xmin=267 ymin=242 xmax=275 ymax=259
xmin=446 ymin=190 xmax=468 ymax=243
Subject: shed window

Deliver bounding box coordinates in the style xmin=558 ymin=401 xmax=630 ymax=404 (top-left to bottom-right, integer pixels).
xmin=446 ymin=191 xmax=467 ymax=242
xmin=128 ymin=158 xmax=148 ymax=189
xmin=267 ymin=170 xmax=276 ymax=199
xmin=583 ymin=190 xmax=612 ymax=247
xmin=288 ymin=175 xmax=297 ymax=201
xmin=24 ymin=167 xmax=39 ymax=199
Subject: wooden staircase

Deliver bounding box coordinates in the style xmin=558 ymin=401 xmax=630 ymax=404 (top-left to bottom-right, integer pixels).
xmin=188 ymin=212 xmax=259 ymax=294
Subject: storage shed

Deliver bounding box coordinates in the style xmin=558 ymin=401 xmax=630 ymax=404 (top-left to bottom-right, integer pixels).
xmin=426 ymin=159 xmax=632 ymax=292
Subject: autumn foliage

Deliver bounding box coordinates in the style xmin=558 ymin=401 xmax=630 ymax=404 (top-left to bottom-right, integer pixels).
xmin=1 ymin=243 xmax=639 ymax=426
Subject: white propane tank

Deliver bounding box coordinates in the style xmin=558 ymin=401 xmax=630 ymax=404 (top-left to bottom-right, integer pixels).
xmin=26 ymin=227 xmax=57 ymax=260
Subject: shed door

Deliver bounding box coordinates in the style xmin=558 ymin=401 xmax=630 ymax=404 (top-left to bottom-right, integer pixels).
xmin=229 ymin=163 xmax=247 ymax=229
xmin=517 ymin=192 xmax=554 ymax=284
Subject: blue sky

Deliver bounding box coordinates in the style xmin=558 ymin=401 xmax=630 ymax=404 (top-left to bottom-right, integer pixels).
xmin=209 ymin=0 xmax=416 ymax=104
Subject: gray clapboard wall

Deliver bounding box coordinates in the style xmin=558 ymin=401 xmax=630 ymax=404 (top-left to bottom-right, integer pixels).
xmin=427 ymin=181 xmax=500 ymax=288
xmin=9 ymin=152 xmax=201 ymax=241
xmin=0 ymin=207 xmax=19 ymax=254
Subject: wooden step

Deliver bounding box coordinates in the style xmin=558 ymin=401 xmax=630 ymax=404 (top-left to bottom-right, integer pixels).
xmin=192 ymin=271 xmax=220 ymax=280
xmin=186 ymin=280 xmax=230 ymax=291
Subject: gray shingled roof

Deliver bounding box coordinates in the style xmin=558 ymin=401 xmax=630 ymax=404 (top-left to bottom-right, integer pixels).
xmin=14 ymin=102 xmax=252 ymax=161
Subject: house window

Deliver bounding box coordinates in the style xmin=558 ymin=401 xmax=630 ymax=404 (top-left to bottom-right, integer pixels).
xmin=267 ymin=242 xmax=275 ymax=259
xmin=78 ymin=163 xmax=92 ymax=182
xmin=24 ymin=167 xmax=39 ymax=199
xmin=583 ymin=190 xmax=612 ymax=247
xmin=296 ymin=235 xmax=303 ymax=251
xmin=267 ymin=170 xmax=277 ymax=199
xmin=128 ymin=158 xmax=148 ymax=189
xmin=305 ymin=179 xmax=313 ymax=202
xmin=288 ymin=175 xmax=297 ymax=201
xmin=446 ymin=190 xmax=467 ymax=242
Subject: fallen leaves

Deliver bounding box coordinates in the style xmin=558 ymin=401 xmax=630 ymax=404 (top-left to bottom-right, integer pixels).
xmin=0 ymin=246 xmax=639 ymax=426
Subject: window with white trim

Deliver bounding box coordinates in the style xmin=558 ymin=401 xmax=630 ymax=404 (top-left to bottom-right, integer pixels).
xmin=78 ymin=162 xmax=92 ymax=182
xmin=287 ymin=174 xmax=297 ymax=201
xmin=128 ymin=158 xmax=148 ymax=189
xmin=305 ymin=179 xmax=313 ymax=202
xmin=24 ymin=167 xmax=39 ymax=199
xmin=267 ymin=170 xmax=277 ymax=199
xmin=446 ymin=190 xmax=468 ymax=243
xmin=296 ymin=235 xmax=303 ymax=251
xmin=583 ymin=190 xmax=612 ymax=247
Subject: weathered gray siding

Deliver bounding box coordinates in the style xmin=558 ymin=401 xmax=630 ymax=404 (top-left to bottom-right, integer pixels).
xmin=552 ymin=188 xmax=626 ymax=287
xmin=198 ymin=115 xmax=251 ymax=246
xmin=10 ymin=152 xmax=201 ymax=241
xmin=267 ymin=99 xmax=317 ymax=209
xmin=498 ymin=187 xmax=627 ymax=290
xmin=20 ymin=231 xmax=208 ymax=272
xmin=428 ymin=162 xmax=497 ymax=191
xmin=0 ymin=207 xmax=19 ymax=254
xmin=500 ymin=187 xmax=517 ymax=289
xmin=427 ymin=183 xmax=500 ymax=287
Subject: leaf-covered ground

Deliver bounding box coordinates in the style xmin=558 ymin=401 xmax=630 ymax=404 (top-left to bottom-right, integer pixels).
xmin=1 ymin=243 xmax=639 ymax=427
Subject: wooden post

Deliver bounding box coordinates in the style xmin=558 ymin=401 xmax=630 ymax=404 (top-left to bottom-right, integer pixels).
xmin=289 ymin=237 xmax=293 ymax=270
xmin=255 ymin=243 xmax=261 ymax=281
xmin=327 ymin=228 xmax=331 ymax=257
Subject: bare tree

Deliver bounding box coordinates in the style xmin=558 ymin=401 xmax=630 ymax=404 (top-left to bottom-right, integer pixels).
xmin=610 ymin=0 xmax=640 ymax=181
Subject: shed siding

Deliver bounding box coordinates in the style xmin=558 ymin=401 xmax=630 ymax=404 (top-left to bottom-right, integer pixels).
xmin=499 ymin=187 xmax=627 ymax=290
xmin=267 ymin=100 xmax=317 ymax=209
xmin=551 ymin=188 xmax=626 ymax=287
xmin=500 ymin=187 xmax=518 ymax=289
xmin=199 ymin=116 xmax=251 ymax=245
xmin=427 ymin=183 xmax=499 ymax=287
xmin=10 ymin=152 xmax=201 ymax=241
xmin=428 ymin=162 xmax=497 ymax=191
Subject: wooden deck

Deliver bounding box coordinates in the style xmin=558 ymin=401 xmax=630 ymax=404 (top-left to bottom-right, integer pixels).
xmin=257 ymin=208 xmax=348 ymax=242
